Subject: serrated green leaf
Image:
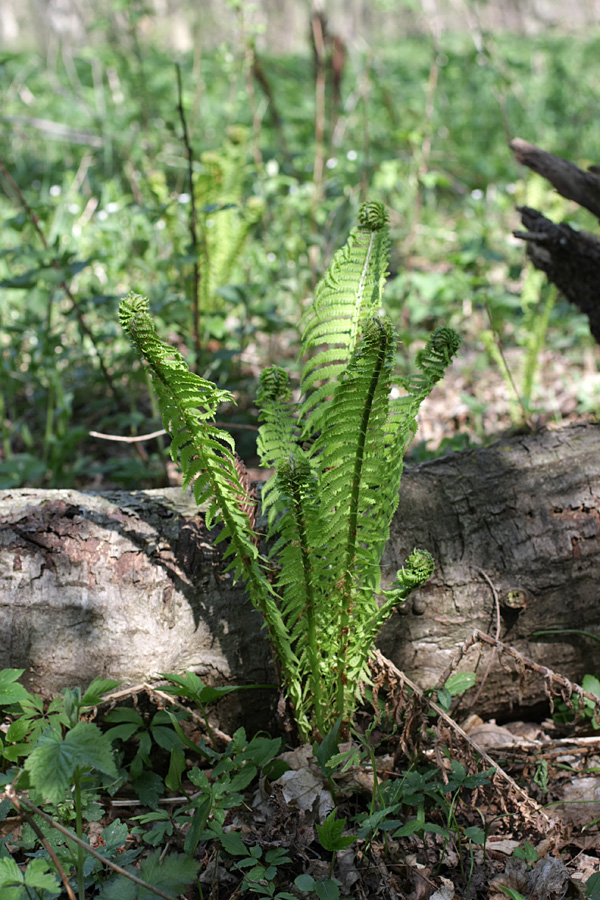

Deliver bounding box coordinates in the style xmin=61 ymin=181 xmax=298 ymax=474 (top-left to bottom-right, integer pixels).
xmin=96 ymin=874 xmax=138 ymax=900
xmin=582 ymin=674 xmax=600 ymax=698
xmin=5 ymin=719 xmax=31 ymax=743
xmin=102 ymin=818 xmax=130 ymax=851
xmin=316 ymin=810 xmax=357 ymax=852
xmin=218 ymin=829 xmax=249 ymax=856
xmin=228 ymin=764 xmax=257 ymax=792
xmin=243 ymin=735 xmax=282 ymax=767
xmin=586 ymin=871 xmax=600 ymax=899
xmin=0 ymin=855 xmax=23 ymax=885
xmin=0 ymin=670 xmax=30 ymax=706
xmin=131 ymin=770 xmax=164 ymax=810
xmin=138 ymin=850 xmax=201 ymax=896
xmin=445 ymin=672 xmax=476 ymax=696
xmin=22 ymin=857 xmax=61 ymax=892
xmin=314 ymin=878 xmax=341 ymax=900
xmin=464 ymin=826 xmax=486 ymax=844
xmin=25 ymin=722 xmax=117 ymax=803
xmin=81 ymin=678 xmax=121 ymax=706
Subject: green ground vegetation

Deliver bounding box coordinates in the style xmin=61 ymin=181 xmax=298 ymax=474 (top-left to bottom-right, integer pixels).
xmin=1 ymin=22 xmax=599 ymax=490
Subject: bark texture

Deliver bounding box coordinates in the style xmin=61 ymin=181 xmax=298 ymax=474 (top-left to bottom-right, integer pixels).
xmin=510 ymin=137 xmax=600 ymax=343
xmin=2 ymin=421 xmax=600 ymax=721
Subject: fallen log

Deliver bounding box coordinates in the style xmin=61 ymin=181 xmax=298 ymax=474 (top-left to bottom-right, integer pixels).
xmin=2 ymin=421 xmax=600 ymax=724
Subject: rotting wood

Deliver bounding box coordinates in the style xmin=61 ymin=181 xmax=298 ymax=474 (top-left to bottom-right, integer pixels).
xmin=2 ymin=421 xmax=600 ymax=723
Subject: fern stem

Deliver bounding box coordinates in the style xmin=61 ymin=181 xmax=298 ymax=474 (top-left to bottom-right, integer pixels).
xmin=350 ymin=229 xmax=377 ymax=351
xmin=288 ymin=478 xmax=325 ymax=738
xmin=335 ymin=319 xmax=389 ymax=721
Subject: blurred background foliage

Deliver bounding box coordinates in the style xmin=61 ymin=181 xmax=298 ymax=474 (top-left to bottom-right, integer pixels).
xmin=1 ymin=0 xmax=600 ymax=489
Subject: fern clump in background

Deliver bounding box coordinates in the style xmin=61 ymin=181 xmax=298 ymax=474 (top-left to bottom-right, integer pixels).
xmin=120 ymin=201 xmax=460 ymax=741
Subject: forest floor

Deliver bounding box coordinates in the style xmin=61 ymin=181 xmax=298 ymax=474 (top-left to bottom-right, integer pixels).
xmin=59 ymin=655 xmax=600 ymax=900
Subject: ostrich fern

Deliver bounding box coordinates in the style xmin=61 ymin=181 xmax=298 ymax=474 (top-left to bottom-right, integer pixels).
xmin=120 ymin=202 xmax=460 ymax=741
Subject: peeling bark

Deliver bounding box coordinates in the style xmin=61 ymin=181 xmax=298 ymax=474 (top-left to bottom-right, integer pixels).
xmin=2 ymin=421 xmax=600 ymax=722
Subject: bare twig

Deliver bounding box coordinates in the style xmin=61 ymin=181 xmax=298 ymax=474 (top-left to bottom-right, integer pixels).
xmin=3 ymin=114 xmax=103 ymax=147
xmin=89 ymin=420 xmax=259 ymax=443
xmin=472 ymin=630 xmax=600 ymax=722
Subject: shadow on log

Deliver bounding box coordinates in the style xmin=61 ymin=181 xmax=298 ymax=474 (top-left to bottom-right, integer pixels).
xmin=2 ymin=421 xmax=600 ymax=725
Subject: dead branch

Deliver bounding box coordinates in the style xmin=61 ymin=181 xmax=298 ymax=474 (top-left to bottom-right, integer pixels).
xmin=510 ymin=137 xmax=600 ymax=220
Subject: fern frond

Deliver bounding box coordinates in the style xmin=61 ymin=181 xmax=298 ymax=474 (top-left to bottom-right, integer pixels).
xmin=306 ymin=317 xmax=397 ymax=713
xmin=119 ymin=293 xmax=298 ymax=691
xmin=270 ymin=454 xmax=328 ymax=735
xmin=298 ymin=201 xmax=390 ymax=436
xmin=387 ymin=326 xmax=462 ymax=458
xmin=255 ymin=365 xmax=305 ymax=528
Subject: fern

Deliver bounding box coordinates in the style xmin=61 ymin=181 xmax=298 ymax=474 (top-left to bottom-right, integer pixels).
xmin=195 ymin=130 xmax=263 ymax=315
xmin=118 ymin=294 xmax=300 ymax=710
xmin=120 ymin=201 xmax=460 ymax=742
xmin=298 ymin=200 xmax=390 ymax=436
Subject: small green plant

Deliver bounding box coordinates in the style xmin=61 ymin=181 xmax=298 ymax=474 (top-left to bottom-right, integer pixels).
xmin=586 ymin=872 xmax=600 ymax=899
xmin=513 ymin=841 xmax=538 ymax=867
xmin=497 ymin=888 xmax=528 ymax=900
xmin=553 ymin=673 xmax=600 ymax=728
xmin=0 ymin=670 xmax=279 ymax=898
xmin=119 ymin=201 xmax=460 ymax=741
xmin=0 ymin=674 xmax=122 ymax=900
xmin=0 ymin=855 xmax=62 ymax=899
xmin=316 ymin=809 xmax=357 ymax=877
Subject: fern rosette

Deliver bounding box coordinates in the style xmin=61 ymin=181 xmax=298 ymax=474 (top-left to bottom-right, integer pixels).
xmin=121 ymin=202 xmax=460 ymax=741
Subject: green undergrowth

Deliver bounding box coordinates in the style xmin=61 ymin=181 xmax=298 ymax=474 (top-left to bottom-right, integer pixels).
xmin=2 ymin=26 xmax=600 ymax=489
xmin=1 ymin=667 xmax=598 ymax=899
xmin=0 ymin=668 xmax=527 ymax=899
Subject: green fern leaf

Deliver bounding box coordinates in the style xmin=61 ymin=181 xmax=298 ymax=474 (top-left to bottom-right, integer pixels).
xmin=306 ymin=317 xmax=396 ymax=711
xmin=299 ymin=201 xmax=390 ymax=436
xmin=119 ymin=294 xmax=299 ymax=690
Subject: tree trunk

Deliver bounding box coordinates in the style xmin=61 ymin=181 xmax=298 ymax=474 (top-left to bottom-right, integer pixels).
xmin=2 ymin=421 xmax=600 ymax=723
xmin=510 ymin=137 xmax=600 ymax=342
